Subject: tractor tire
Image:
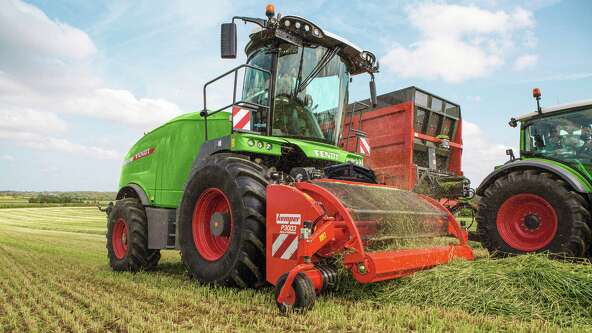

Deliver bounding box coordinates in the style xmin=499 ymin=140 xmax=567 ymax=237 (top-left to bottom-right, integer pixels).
xmin=178 ymin=154 xmax=268 ymax=288
xmin=107 ymin=198 xmax=161 ymax=271
xmin=477 ymin=169 xmax=592 ymax=257
xmin=274 ymin=273 xmax=316 ymax=314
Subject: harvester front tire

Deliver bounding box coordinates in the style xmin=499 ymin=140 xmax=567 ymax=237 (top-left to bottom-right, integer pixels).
xmin=275 ymin=273 xmax=316 ymax=314
xmin=106 ymin=198 xmax=160 ymax=271
xmin=477 ymin=170 xmax=591 ymax=257
xmin=178 ymin=154 xmax=268 ymax=288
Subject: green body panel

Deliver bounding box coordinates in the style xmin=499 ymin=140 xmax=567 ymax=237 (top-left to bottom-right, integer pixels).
xmin=521 ymin=157 xmax=592 ymax=192
xmin=119 ymin=112 xmax=231 ymax=208
xmin=230 ymin=132 xmax=364 ymax=165
xmin=119 ymin=112 xmax=364 ymax=208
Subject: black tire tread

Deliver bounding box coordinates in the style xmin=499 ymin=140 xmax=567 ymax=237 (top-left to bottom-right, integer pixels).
xmin=275 ymin=273 xmax=316 ymax=313
xmin=106 ymin=198 xmax=160 ymax=271
xmin=179 ymin=153 xmax=268 ymax=288
xmin=477 ymin=169 xmax=592 ymax=257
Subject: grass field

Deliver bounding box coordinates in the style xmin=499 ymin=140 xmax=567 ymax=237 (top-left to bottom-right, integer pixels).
xmin=0 ymin=207 xmax=590 ymax=332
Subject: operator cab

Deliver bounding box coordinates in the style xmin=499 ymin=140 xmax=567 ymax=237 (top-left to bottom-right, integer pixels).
xmin=203 ymin=5 xmax=379 ymax=146
xmin=512 ymin=89 xmax=592 ymax=164
xmin=244 ymin=40 xmax=350 ymax=145
xmin=523 ymin=105 xmax=592 ymax=163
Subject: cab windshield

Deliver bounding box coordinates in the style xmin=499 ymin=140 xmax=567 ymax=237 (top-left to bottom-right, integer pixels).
xmin=524 ymin=107 xmax=592 ymax=164
xmin=242 ymin=44 xmax=349 ymax=145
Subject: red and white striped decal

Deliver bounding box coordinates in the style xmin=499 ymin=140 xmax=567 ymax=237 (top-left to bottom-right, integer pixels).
xmin=232 ymin=107 xmax=251 ymax=131
xmin=359 ymin=137 xmax=371 ymax=155
xmin=271 ymin=233 xmax=299 ymax=260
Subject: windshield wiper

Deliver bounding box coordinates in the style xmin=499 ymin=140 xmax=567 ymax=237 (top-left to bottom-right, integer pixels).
xmin=296 ymin=47 xmax=340 ymax=93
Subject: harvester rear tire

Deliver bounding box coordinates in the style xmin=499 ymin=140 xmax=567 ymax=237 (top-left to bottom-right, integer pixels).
xmin=107 ymin=198 xmax=161 ymax=271
xmin=275 ymin=273 xmax=316 ymax=314
xmin=178 ymin=154 xmax=268 ymax=288
xmin=477 ymin=169 xmax=592 ymax=257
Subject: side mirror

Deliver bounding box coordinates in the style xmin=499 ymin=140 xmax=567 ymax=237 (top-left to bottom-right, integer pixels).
xmin=506 ymin=148 xmax=516 ymax=161
xmin=221 ymin=23 xmax=237 ymax=59
xmin=369 ymin=77 xmax=377 ymax=107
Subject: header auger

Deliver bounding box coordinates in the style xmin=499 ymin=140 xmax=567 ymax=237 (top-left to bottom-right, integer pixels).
xmin=106 ymin=4 xmax=474 ymax=313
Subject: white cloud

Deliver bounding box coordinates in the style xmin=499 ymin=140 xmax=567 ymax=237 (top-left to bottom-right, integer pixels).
xmin=0 ymin=130 xmax=119 ymax=160
xmin=462 ymin=120 xmax=514 ymax=185
xmin=0 ymin=109 xmax=67 ymax=134
xmin=381 ymin=4 xmax=535 ymax=82
xmin=0 ymin=0 xmax=96 ymax=60
xmin=514 ymin=54 xmax=539 ymax=70
xmin=0 ymin=0 xmax=183 ymax=160
xmin=65 ymin=89 xmax=181 ymax=130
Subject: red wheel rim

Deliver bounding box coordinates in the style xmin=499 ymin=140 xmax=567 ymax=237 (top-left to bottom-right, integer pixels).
xmin=192 ymin=188 xmax=233 ymax=261
xmin=112 ymin=218 xmax=128 ymax=259
xmin=496 ymin=193 xmax=558 ymax=251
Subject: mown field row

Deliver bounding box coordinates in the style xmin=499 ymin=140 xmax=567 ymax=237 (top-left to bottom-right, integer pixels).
xmin=0 ymin=207 xmax=590 ymax=332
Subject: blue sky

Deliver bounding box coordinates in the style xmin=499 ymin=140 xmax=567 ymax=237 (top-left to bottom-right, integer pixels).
xmin=0 ymin=0 xmax=591 ymax=191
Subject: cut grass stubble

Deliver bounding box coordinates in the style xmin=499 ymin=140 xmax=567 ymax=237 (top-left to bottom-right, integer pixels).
xmin=0 ymin=207 xmax=591 ymax=332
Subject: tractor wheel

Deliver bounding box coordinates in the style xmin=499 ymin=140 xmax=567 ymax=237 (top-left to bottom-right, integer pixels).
xmin=178 ymin=154 xmax=268 ymax=288
xmin=477 ymin=169 xmax=592 ymax=257
xmin=274 ymin=273 xmax=316 ymax=314
xmin=107 ymin=198 xmax=161 ymax=271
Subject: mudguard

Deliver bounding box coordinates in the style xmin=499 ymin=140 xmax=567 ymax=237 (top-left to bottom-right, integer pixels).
xmin=476 ymin=159 xmax=590 ymax=196
xmin=116 ymin=183 xmax=150 ymax=206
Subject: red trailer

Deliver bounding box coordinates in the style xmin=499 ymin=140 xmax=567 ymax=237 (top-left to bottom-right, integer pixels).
xmin=340 ymin=86 xmax=471 ymax=203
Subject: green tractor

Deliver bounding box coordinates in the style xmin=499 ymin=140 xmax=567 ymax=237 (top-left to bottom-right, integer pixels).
xmin=106 ymin=6 xmax=379 ymax=285
xmin=476 ymin=88 xmax=592 ymax=257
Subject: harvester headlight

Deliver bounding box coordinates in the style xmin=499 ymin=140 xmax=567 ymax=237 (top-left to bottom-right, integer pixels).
xmin=284 ymin=20 xmax=290 ymax=27
xmin=265 ymin=143 xmax=272 ymax=151
xmin=257 ymin=141 xmax=264 ymax=149
xmin=295 ymin=21 xmax=301 ymax=29
xmin=247 ymin=139 xmax=255 ymax=147
xmin=304 ymin=25 xmax=310 ymax=32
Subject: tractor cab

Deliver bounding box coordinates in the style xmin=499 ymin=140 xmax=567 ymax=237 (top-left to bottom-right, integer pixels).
xmin=506 ymin=89 xmax=592 ymax=174
xmin=203 ymin=5 xmax=379 ymax=150
xmin=516 ymin=99 xmax=592 ymax=168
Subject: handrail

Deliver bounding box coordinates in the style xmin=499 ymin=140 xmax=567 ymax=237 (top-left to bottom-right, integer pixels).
xmin=344 ymin=101 xmax=369 ymax=151
xmin=201 ymin=63 xmax=272 ymax=140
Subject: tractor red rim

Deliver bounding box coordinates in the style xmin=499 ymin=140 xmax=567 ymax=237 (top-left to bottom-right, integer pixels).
xmin=496 ymin=193 xmax=558 ymax=252
xmin=192 ymin=188 xmax=233 ymax=261
xmin=112 ymin=218 xmax=128 ymax=259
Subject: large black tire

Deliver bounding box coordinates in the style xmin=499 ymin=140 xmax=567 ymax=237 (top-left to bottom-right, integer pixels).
xmin=107 ymin=198 xmax=161 ymax=271
xmin=178 ymin=154 xmax=268 ymax=288
xmin=477 ymin=169 xmax=592 ymax=257
xmin=274 ymin=273 xmax=316 ymax=314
